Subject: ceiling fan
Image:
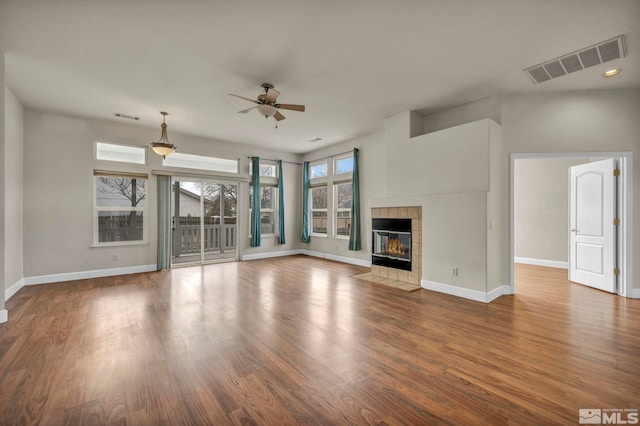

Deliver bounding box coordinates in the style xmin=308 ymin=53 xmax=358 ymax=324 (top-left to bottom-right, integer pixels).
xmin=228 ymin=83 xmax=305 ymax=122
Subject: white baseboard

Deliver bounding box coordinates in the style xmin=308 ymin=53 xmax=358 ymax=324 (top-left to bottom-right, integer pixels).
xmin=241 ymin=250 xmax=303 ymax=261
xmin=24 ymin=264 xmax=157 ymax=286
xmin=514 ymin=257 xmax=568 ymax=269
xmin=5 ymin=278 xmax=25 ymax=301
xmin=422 ymin=280 xmax=511 ymax=303
xmin=299 ymin=249 xmax=372 ymax=268
xmin=241 ymin=249 xmax=372 ymax=268
xmin=0 ymin=309 xmax=7 ymax=324
xmin=632 ymin=288 xmax=640 ymax=299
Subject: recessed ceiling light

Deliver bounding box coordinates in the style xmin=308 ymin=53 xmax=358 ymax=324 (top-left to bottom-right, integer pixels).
xmin=602 ymin=68 xmax=622 ymax=77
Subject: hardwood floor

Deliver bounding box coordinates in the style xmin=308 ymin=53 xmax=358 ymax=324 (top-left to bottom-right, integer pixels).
xmin=1 ymin=257 xmax=638 ymax=425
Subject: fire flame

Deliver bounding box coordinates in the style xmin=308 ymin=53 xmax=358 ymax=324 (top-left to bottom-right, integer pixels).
xmin=388 ymin=238 xmax=405 ymax=256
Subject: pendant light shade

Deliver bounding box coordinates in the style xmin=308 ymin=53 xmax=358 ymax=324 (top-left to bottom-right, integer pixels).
xmin=150 ymin=112 xmax=177 ymax=159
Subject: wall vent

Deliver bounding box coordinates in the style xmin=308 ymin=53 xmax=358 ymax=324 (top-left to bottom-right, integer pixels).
xmin=113 ymin=112 xmax=140 ymax=121
xmin=524 ymin=35 xmax=626 ymax=84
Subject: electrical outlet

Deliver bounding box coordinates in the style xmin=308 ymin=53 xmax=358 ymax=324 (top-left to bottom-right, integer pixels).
xmin=451 ymin=267 xmax=458 ymax=276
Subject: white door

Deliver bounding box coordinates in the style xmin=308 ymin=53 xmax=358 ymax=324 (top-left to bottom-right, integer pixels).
xmin=569 ymin=158 xmax=617 ymax=293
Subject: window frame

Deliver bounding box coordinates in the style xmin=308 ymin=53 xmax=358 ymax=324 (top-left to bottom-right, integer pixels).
xmin=333 ymin=181 xmax=352 ymax=239
xmin=333 ymin=153 xmax=354 ymax=176
xmin=310 ymin=184 xmax=328 ymax=237
xmin=309 ymin=160 xmax=328 ymax=179
xmin=162 ymin=152 xmax=239 ymax=174
xmin=93 ymin=171 xmax=148 ymax=247
xmin=95 ymin=141 xmax=147 ymax=165
xmin=249 ymin=159 xmax=279 ymax=237
xmin=249 ymin=160 xmax=278 ymax=180
xmin=306 ymin=152 xmax=356 ymax=239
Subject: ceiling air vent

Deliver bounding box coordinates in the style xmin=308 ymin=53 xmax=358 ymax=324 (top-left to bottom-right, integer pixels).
xmin=524 ymin=35 xmax=626 ymax=84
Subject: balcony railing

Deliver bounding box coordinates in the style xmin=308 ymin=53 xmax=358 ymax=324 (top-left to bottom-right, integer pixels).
xmin=173 ymin=223 xmax=237 ymax=256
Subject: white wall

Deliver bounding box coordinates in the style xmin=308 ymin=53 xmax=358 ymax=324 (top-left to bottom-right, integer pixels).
xmin=4 ymin=87 xmax=24 ymax=297
xmin=383 ymin=113 xmax=501 ymax=295
xmin=514 ymin=158 xmax=590 ymax=264
xmin=502 ymin=89 xmax=640 ymax=291
xmin=12 ymin=88 xmax=640 ymax=303
xmin=423 ymin=94 xmax=502 ymax=134
xmin=22 ymin=109 xmax=301 ymax=278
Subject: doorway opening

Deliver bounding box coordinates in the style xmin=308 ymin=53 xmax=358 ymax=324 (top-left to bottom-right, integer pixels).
xmin=171 ymin=178 xmax=239 ymax=266
xmin=510 ymin=152 xmax=633 ymax=297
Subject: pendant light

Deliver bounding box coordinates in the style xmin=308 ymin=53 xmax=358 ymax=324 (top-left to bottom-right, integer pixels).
xmin=150 ymin=112 xmax=177 ymax=159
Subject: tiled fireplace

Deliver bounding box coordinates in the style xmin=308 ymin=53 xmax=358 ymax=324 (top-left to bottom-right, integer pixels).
xmin=370 ymin=206 xmax=422 ymax=285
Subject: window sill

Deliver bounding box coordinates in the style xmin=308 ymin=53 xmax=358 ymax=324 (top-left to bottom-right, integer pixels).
xmin=334 ymin=235 xmax=349 ymax=240
xmin=91 ymin=241 xmax=149 ymax=248
xmin=310 ymin=233 xmax=328 ymax=238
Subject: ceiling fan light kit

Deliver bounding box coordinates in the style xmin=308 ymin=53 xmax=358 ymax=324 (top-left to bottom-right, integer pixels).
xmin=149 ymin=112 xmax=177 ymax=159
xmin=229 ymin=83 xmax=305 ymax=124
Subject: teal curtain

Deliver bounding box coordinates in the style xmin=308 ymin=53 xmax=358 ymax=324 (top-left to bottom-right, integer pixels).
xmin=157 ymin=175 xmax=172 ymax=270
xmin=250 ymin=157 xmax=261 ymax=247
xmin=348 ymin=148 xmax=361 ymax=251
xmin=277 ymin=160 xmax=285 ymax=244
xmin=301 ymin=161 xmax=310 ymax=243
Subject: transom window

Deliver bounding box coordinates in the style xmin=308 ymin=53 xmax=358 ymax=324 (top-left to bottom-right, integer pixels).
xmin=310 ymin=161 xmax=328 ymax=179
xmin=163 ymin=152 xmax=238 ymax=174
xmin=334 ymin=154 xmax=354 ymax=175
xmin=95 ymin=142 xmax=146 ymax=164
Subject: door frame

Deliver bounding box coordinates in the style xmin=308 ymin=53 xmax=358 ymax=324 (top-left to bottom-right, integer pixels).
xmin=170 ymin=176 xmax=241 ymax=267
xmin=509 ymin=152 xmax=633 ymax=297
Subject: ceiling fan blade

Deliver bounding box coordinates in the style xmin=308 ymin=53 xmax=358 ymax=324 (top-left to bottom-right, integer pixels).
xmin=228 ymin=94 xmax=259 ymax=104
xmin=238 ymin=106 xmax=258 ymax=114
xmin=264 ymin=87 xmax=280 ymax=103
xmin=276 ymin=104 xmax=305 ymax=112
xmin=274 ymin=111 xmax=286 ymax=121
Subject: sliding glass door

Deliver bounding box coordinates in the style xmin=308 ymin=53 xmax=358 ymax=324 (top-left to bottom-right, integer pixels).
xmin=171 ymin=178 xmax=238 ymax=266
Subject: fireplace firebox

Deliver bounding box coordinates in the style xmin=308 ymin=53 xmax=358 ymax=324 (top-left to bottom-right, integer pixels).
xmin=372 ymin=218 xmax=412 ymax=271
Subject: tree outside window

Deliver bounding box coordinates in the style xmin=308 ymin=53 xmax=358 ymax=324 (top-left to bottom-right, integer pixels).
xmin=95 ymin=175 xmax=146 ymax=244
xmin=334 ymin=182 xmax=352 ymax=237
xmin=311 ymin=185 xmax=328 ymax=235
xmin=249 ymin=185 xmax=277 ymax=235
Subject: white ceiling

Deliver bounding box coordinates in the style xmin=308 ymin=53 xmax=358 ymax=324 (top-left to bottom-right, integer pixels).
xmin=1 ymin=0 xmax=638 ymax=153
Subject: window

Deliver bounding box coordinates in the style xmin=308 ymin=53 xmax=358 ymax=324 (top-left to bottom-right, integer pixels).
xmin=334 ymin=154 xmax=354 ymax=175
xmin=94 ymin=172 xmax=147 ymax=245
xmin=306 ymin=152 xmax=355 ymax=238
xmin=250 ymin=162 xmax=276 ymax=178
xmin=310 ymin=161 xmax=328 ymax=178
xmin=249 ymin=159 xmax=278 ymax=236
xmin=95 ymin=142 xmax=146 ymax=164
xmin=163 ymin=152 xmax=238 ymax=174
xmin=249 ymin=185 xmax=277 ymax=235
xmin=311 ymin=185 xmax=328 ymax=235
xmin=334 ymin=182 xmax=352 ymax=237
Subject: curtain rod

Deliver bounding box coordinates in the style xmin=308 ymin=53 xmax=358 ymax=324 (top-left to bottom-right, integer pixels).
xmin=247 ymin=157 xmax=302 ymax=166
xmin=306 ymin=149 xmax=354 ymax=164
xmin=249 ymin=148 xmax=355 ymax=166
